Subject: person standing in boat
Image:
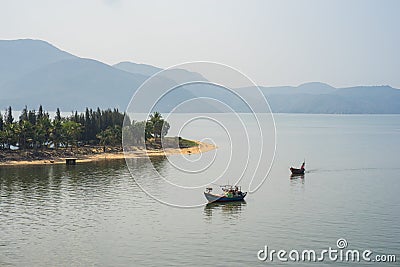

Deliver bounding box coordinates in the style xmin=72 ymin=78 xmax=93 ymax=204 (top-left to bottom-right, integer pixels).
xmin=300 ymin=161 xmax=305 ymax=170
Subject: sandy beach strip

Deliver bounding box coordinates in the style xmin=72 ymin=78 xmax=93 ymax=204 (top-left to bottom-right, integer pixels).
xmin=0 ymin=141 xmax=216 ymax=167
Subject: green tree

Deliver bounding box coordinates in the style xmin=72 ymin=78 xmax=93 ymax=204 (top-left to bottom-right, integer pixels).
xmin=5 ymin=106 xmax=13 ymax=125
xmin=55 ymin=108 xmax=62 ymax=122
xmin=149 ymin=112 xmax=162 ymax=126
xmin=0 ymin=113 xmax=4 ymax=149
xmin=19 ymin=106 xmax=28 ymax=122
xmin=0 ymin=112 xmax=3 ymax=132
xmin=0 ymin=105 xmax=168 ymax=151
xmin=50 ymin=119 xmax=63 ymax=149
xmin=18 ymin=120 xmax=33 ymax=149
xmin=0 ymin=131 xmax=4 ymax=149
xmin=62 ymin=120 xmax=82 ymax=151
xmin=154 ymin=119 xmax=170 ymax=139
xmin=147 ymin=112 xmax=170 ymax=142
xmin=35 ymin=113 xmax=51 ymax=149
xmin=96 ymin=125 xmax=122 ymax=152
xmin=38 ymin=105 xmax=44 ymax=120
xmin=133 ymin=121 xmax=146 ymax=145
xmin=27 ymin=110 xmax=36 ymax=125
xmin=3 ymin=123 xmax=18 ymax=149
xmin=3 ymin=107 xmax=16 ymax=149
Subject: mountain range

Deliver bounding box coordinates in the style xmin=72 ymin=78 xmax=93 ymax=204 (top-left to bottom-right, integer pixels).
xmin=0 ymin=39 xmax=399 ymax=114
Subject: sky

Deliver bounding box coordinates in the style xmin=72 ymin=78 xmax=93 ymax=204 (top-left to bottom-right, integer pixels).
xmin=0 ymin=0 xmax=399 ymax=88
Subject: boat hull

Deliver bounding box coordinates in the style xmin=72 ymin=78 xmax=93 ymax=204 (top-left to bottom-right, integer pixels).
xmin=204 ymin=192 xmax=247 ymax=203
xmin=290 ymin=167 xmax=305 ymax=175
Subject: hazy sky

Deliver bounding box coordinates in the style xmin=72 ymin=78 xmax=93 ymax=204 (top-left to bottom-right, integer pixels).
xmin=1 ymin=0 xmax=399 ymax=87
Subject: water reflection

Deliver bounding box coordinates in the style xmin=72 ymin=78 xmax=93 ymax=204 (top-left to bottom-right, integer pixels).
xmin=203 ymin=201 xmax=246 ymax=221
xmin=125 ymin=156 xmax=168 ymax=174
xmin=149 ymin=156 xmax=168 ymax=172
xmin=0 ymin=160 xmax=130 ymax=196
xmin=290 ymin=173 xmax=305 ymax=180
xmin=1 ymin=165 xmax=60 ymax=198
xmin=289 ymin=174 xmax=305 ymax=188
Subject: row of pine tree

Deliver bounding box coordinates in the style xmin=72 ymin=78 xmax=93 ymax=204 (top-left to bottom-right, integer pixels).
xmin=0 ymin=106 xmax=170 ymax=150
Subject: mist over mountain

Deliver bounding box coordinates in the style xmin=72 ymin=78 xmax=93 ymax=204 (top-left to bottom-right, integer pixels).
xmin=0 ymin=39 xmax=399 ymax=114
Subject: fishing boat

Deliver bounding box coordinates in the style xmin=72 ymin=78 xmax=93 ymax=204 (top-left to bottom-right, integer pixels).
xmin=290 ymin=161 xmax=305 ymax=175
xmin=204 ymin=185 xmax=247 ymax=203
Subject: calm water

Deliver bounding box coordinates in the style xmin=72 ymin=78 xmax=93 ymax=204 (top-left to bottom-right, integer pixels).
xmin=1 ymin=114 xmax=399 ymax=266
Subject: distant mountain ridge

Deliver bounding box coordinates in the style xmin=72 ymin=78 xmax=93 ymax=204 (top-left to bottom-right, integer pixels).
xmin=113 ymin=61 xmax=162 ymax=77
xmin=250 ymin=83 xmax=400 ymax=114
xmin=113 ymin=61 xmax=208 ymax=84
xmin=0 ymin=39 xmax=76 ymax=85
xmin=0 ymin=39 xmax=399 ymax=114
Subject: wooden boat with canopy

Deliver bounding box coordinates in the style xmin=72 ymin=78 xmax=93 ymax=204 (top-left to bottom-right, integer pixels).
xmin=204 ymin=185 xmax=247 ymax=203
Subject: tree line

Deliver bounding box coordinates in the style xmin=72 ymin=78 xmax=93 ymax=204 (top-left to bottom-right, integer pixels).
xmin=0 ymin=105 xmax=170 ymax=151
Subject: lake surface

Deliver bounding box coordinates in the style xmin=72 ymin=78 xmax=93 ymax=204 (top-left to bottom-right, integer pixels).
xmin=1 ymin=114 xmax=399 ymax=266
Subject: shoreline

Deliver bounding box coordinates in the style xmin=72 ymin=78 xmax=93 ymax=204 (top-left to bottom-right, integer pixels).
xmin=0 ymin=141 xmax=216 ymax=167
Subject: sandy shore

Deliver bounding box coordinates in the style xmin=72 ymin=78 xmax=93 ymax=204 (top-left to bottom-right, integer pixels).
xmin=0 ymin=141 xmax=216 ymax=167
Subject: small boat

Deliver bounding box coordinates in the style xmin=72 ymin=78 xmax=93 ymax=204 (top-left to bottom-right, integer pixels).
xmin=290 ymin=167 xmax=305 ymax=175
xmin=290 ymin=161 xmax=305 ymax=175
xmin=204 ymin=185 xmax=247 ymax=203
